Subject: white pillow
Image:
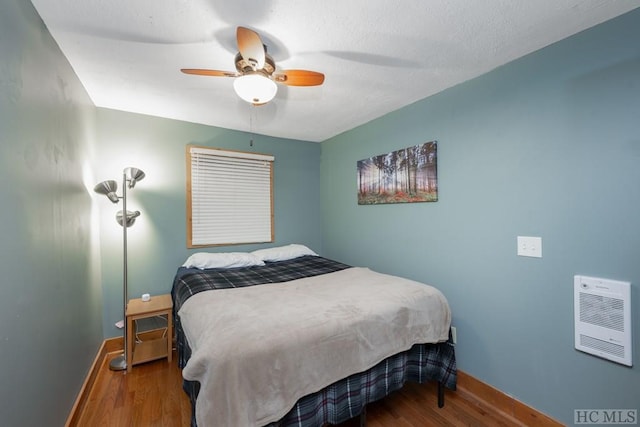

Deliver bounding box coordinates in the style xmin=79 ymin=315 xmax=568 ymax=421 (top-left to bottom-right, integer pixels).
xmin=182 ymin=252 xmax=265 ymax=269
xmin=251 ymin=244 xmax=318 ymax=262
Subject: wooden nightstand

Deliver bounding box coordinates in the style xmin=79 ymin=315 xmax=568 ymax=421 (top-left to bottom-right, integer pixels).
xmin=126 ymin=293 xmax=173 ymax=372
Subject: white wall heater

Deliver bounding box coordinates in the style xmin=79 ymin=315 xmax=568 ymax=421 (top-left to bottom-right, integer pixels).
xmin=574 ymin=275 xmax=632 ymax=366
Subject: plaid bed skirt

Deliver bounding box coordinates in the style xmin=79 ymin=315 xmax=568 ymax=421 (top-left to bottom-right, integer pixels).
xmin=183 ymin=339 xmax=456 ymax=427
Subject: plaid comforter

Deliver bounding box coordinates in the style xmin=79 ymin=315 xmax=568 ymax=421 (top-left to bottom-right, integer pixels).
xmin=172 ymin=256 xmax=351 ymax=367
xmin=172 ymin=255 xmax=351 ymax=312
xmin=171 ymin=255 xmax=457 ymax=427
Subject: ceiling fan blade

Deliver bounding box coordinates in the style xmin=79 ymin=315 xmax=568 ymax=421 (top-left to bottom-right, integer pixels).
xmin=273 ymin=70 xmax=325 ymax=86
xmin=181 ymin=69 xmax=239 ymax=77
xmin=237 ymin=26 xmax=265 ymax=70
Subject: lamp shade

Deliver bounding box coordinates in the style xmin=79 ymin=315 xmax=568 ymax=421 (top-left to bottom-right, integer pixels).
xmin=94 ymin=180 xmax=119 ymax=203
xmin=233 ymin=74 xmax=278 ymax=105
xmin=116 ymin=210 xmax=141 ymax=227
xmin=125 ymin=167 xmax=146 ymax=189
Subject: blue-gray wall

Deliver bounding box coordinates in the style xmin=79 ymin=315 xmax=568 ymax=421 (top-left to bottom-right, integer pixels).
xmin=321 ymin=9 xmax=640 ymax=425
xmin=94 ymin=108 xmax=322 ymax=337
xmin=0 ymin=1 xmax=103 ymax=426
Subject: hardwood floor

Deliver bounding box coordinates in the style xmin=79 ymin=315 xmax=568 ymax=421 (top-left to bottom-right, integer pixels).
xmin=77 ymin=352 xmax=191 ymax=427
xmin=76 ymin=351 xmax=536 ymax=427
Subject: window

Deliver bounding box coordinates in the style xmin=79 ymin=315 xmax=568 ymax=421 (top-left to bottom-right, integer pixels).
xmin=187 ymin=145 xmax=274 ymax=247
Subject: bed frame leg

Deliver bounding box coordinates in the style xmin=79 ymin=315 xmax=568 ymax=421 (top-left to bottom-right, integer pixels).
xmin=359 ymin=405 xmax=367 ymax=426
xmin=437 ymin=381 xmax=445 ymax=408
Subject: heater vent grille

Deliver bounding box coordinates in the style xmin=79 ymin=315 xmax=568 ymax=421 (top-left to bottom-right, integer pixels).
xmin=579 ymin=293 xmax=624 ymax=332
xmin=574 ymin=275 xmax=632 ymax=366
xmin=579 ymin=334 xmax=625 ymax=358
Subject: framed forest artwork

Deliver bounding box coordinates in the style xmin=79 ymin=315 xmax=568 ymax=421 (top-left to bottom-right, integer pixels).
xmin=357 ymin=141 xmax=438 ymax=205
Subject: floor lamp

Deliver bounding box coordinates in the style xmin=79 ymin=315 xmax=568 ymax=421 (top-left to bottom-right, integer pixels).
xmin=94 ymin=167 xmax=146 ymax=371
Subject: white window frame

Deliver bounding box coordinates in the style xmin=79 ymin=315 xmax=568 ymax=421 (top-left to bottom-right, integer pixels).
xmin=186 ymin=145 xmax=274 ymax=248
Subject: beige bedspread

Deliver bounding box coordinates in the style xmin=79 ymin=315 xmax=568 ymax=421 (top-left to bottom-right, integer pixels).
xmin=178 ymin=267 xmax=451 ymax=427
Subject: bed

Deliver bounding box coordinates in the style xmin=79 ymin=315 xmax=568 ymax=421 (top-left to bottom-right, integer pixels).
xmin=171 ymin=245 xmax=456 ymax=427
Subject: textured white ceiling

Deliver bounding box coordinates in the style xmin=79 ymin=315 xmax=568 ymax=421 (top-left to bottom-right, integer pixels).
xmin=30 ymin=0 xmax=638 ymax=142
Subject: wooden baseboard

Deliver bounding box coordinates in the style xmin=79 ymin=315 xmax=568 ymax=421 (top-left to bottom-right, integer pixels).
xmin=64 ymin=337 xmax=123 ymax=427
xmin=103 ymin=336 xmax=124 ymax=355
xmin=456 ymin=370 xmax=563 ymax=426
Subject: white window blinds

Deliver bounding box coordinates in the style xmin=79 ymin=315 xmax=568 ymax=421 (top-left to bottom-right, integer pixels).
xmin=187 ymin=145 xmax=274 ymax=247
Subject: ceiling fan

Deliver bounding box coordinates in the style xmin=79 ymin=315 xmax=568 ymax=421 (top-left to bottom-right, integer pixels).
xmin=181 ymin=27 xmax=325 ymax=105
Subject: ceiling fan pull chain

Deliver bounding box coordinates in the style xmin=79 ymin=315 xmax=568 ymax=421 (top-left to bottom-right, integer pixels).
xmin=249 ymin=106 xmax=255 ymax=147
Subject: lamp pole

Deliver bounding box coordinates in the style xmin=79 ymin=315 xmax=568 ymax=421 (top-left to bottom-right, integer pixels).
xmin=94 ymin=167 xmax=144 ymax=371
xmin=109 ymin=170 xmax=130 ymax=371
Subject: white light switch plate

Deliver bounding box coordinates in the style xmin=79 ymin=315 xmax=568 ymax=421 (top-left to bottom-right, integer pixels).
xmin=517 ymin=236 xmax=542 ymax=258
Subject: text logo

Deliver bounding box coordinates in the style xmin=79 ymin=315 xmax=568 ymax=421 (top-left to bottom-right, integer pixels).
xmin=575 ymin=409 xmax=637 ymax=425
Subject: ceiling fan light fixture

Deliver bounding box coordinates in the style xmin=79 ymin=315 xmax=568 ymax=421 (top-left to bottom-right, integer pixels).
xmin=233 ymin=74 xmax=277 ymax=105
